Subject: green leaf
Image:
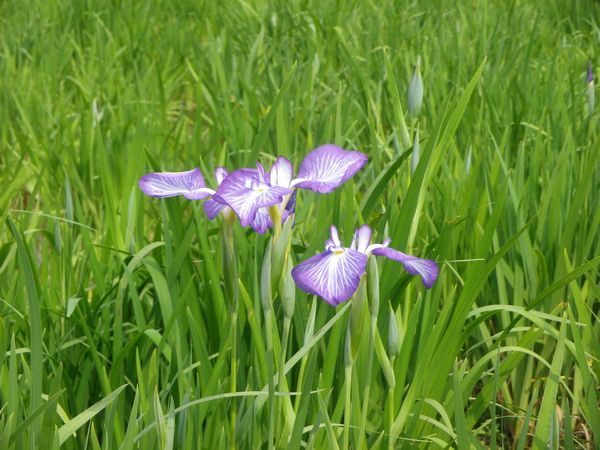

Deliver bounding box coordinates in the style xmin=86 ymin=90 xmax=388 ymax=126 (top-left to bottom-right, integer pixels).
xmin=58 ymin=385 xmax=127 ymax=445
xmin=533 ymin=311 xmax=567 ymax=448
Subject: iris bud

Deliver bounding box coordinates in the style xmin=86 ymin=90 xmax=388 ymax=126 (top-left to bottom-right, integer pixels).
xmin=587 ymin=62 xmax=595 ymax=116
xmin=407 ymin=58 xmax=424 ymax=116
xmin=465 ymin=145 xmax=472 ymax=176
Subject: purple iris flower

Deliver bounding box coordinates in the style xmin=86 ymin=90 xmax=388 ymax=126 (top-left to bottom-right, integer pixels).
xmin=138 ymin=168 xmax=215 ymax=200
xmin=138 ymin=166 xmax=294 ymax=233
xmin=291 ymin=224 xmax=439 ymax=306
xmin=212 ymin=145 xmax=368 ymax=230
xmin=205 ymin=166 xmax=296 ymax=233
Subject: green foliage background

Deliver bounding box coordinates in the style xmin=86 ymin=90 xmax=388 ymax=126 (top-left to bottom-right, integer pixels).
xmin=1 ymin=0 xmax=599 ymax=448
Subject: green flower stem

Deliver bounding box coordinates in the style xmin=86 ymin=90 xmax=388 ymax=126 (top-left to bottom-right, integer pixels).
xmin=269 ymin=204 xmax=282 ymax=242
xmin=359 ymin=258 xmax=380 ymax=448
xmin=342 ymin=280 xmax=367 ymax=449
xmin=358 ymin=309 xmax=378 ymax=448
xmin=221 ymin=220 xmax=239 ymax=448
xmin=386 ymin=356 xmax=396 ymax=450
xmin=275 ymin=314 xmax=291 ymax=438
xmin=265 ymin=309 xmax=275 ymax=450
xmin=343 ymin=324 xmax=354 ymax=450
xmin=260 ymin=241 xmax=276 ymax=450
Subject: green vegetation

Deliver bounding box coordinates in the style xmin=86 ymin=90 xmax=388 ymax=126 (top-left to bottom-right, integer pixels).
xmin=1 ymin=0 xmax=599 ymax=448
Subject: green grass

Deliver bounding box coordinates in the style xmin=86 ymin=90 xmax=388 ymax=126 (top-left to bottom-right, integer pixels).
xmin=1 ymin=0 xmax=599 ymax=448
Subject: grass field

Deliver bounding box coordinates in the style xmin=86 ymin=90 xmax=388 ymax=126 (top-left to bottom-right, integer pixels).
xmin=1 ymin=0 xmax=599 ymax=448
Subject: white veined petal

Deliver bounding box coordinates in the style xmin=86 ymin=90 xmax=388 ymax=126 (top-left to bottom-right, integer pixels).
xmin=139 ymin=168 xmax=215 ymax=200
xmin=292 ymin=248 xmax=367 ymax=305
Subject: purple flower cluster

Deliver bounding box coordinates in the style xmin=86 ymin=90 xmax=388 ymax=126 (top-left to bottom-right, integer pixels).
xmin=139 ymin=144 xmax=439 ymax=305
xmin=139 ymin=144 xmax=367 ymax=233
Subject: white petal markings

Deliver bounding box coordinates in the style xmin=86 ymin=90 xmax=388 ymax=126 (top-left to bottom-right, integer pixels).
xmin=292 ymin=248 xmax=367 ymax=305
xmin=293 ymin=145 xmax=368 ymax=193
xmin=214 ymin=168 xmax=292 ymax=226
xmin=139 ymin=168 xmax=215 ymax=200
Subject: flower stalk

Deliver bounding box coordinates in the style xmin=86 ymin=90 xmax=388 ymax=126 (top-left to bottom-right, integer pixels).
xmin=359 ymin=257 xmax=380 ymax=447
xmin=221 ymin=220 xmax=239 ymax=448
xmin=260 ymin=241 xmax=276 ymax=450
xmin=276 ymin=257 xmax=296 ymax=438
xmin=410 ymin=129 xmax=420 ymax=176
xmin=343 ymin=326 xmax=353 ymax=450
xmin=268 ymin=204 xmax=283 ymax=241
xmin=386 ymin=303 xmax=399 ymax=450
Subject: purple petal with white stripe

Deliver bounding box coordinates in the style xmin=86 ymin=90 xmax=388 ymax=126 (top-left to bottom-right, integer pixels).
xmin=284 ymin=191 xmax=296 ymax=214
xmin=213 ymin=168 xmax=292 ymax=227
xmin=203 ymin=199 xmax=226 ymax=220
xmin=292 ymin=248 xmax=368 ymax=306
xmin=281 ymin=206 xmax=293 ymax=225
xmin=270 ymin=156 xmax=294 ymax=188
xmin=293 ymin=145 xmax=368 ymax=193
xmin=214 ymin=167 xmax=228 ymax=185
xmin=250 ymin=208 xmax=272 ymax=234
xmin=251 ymin=204 xmax=295 ymax=233
xmin=139 ymin=168 xmax=214 ymax=200
xmin=371 ymin=247 xmax=439 ymax=288
xmin=351 ymin=224 xmax=372 ymax=253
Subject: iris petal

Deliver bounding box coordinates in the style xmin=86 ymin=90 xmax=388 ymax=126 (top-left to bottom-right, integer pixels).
xmin=284 ymin=191 xmax=296 ymax=215
xmin=213 ymin=168 xmax=292 ymax=227
xmin=329 ymin=225 xmax=341 ymax=247
xmin=214 ymin=167 xmax=228 ymax=185
xmin=270 ymin=156 xmax=294 ymax=188
xmin=251 ymin=203 xmax=295 ymax=233
xmin=250 ymin=208 xmax=272 ymax=234
xmin=293 ymin=145 xmax=368 ymax=193
xmin=352 ymin=224 xmax=372 ymax=253
xmin=291 ymin=248 xmax=367 ymax=306
xmin=139 ymin=168 xmax=214 ymax=200
xmin=203 ymin=199 xmax=226 ymax=220
xmin=371 ymin=247 xmax=439 ymax=288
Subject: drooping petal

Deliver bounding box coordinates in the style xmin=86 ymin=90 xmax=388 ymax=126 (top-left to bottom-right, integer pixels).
xmin=371 ymin=247 xmax=439 ymax=288
xmin=250 ymin=208 xmax=272 ymax=234
xmin=281 ymin=207 xmax=293 ymax=226
xmin=214 ymin=167 xmax=228 ymax=185
xmin=251 ymin=202 xmax=296 ymax=233
xmin=139 ymin=168 xmax=215 ymax=200
xmin=350 ymin=225 xmax=372 ymax=253
xmin=213 ymin=168 xmax=292 ymax=227
xmin=270 ymin=156 xmax=294 ymax=188
xmin=281 ymin=192 xmax=296 ymax=226
xmin=203 ymin=199 xmax=226 ymax=220
xmin=292 ymin=145 xmax=368 ymax=193
xmin=292 ymin=248 xmax=368 ymax=306
xmin=284 ymin=191 xmax=296 ymax=214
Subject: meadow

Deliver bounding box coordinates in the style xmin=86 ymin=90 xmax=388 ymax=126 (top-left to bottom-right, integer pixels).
xmin=1 ymin=0 xmax=599 ymax=448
